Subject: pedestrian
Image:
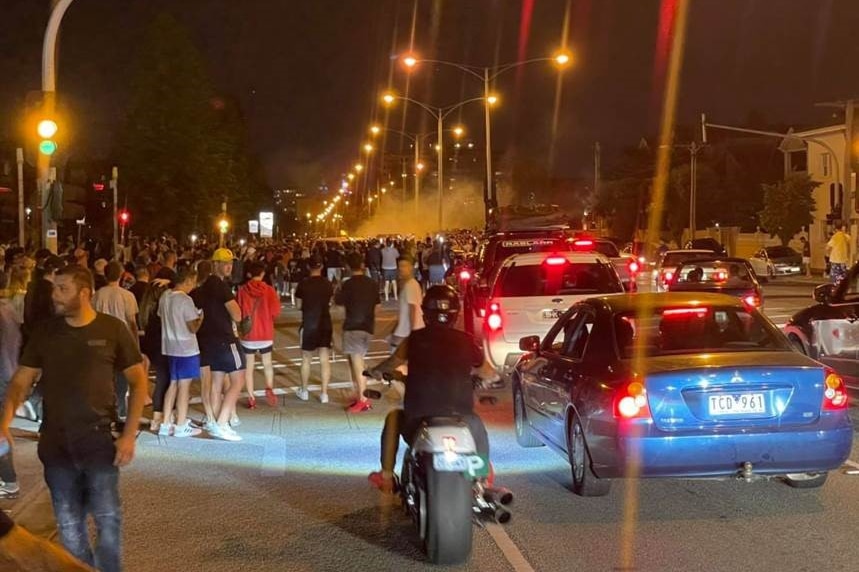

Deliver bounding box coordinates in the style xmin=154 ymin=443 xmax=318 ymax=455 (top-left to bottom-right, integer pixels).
xmin=335 ymin=252 xmax=380 ymax=412
xmin=92 ymin=259 xmax=108 ymax=291
xmin=0 ymin=280 xmax=21 ymax=499
xmin=157 ymin=266 xmax=204 ymax=437
xmin=193 ymin=248 xmax=245 ymax=441
xmin=827 ymin=223 xmax=851 ymax=284
xmin=381 ymin=239 xmax=399 ymax=301
xmin=0 ymin=265 xmax=148 ymax=572
xmin=389 ymin=255 xmax=425 ymax=350
xmin=800 ymin=236 xmax=811 ymax=278
xmin=0 ymin=510 xmax=94 ymax=571
xmin=426 ymin=239 xmax=448 ymax=286
xmin=325 ymin=244 xmax=345 ymax=284
xmin=92 ymin=261 xmax=140 ymax=420
xmin=295 ymin=256 xmax=333 ymax=402
xmin=236 ymin=261 xmax=281 ymax=408
xmin=366 ymin=239 xmax=382 ymax=287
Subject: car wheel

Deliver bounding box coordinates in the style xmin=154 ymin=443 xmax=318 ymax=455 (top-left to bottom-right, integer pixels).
xmin=783 ymin=472 xmax=828 ymax=489
xmin=513 ymin=384 xmax=543 ymax=448
xmin=567 ymin=413 xmax=611 ymax=497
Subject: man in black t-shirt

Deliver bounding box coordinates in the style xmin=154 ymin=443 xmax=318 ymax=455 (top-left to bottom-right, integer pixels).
xmin=367 ymin=285 xmax=498 ymax=492
xmin=335 ymin=252 xmax=380 ymax=413
xmin=0 ymin=265 xmax=147 ymax=571
xmin=295 ymin=256 xmax=333 ymax=402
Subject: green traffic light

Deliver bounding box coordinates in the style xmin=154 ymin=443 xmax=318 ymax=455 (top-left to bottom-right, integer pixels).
xmin=39 ymin=140 xmax=57 ymax=156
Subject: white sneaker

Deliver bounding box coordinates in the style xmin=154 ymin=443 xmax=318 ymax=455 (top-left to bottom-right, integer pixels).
xmin=203 ymin=420 xmax=218 ymax=434
xmin=173 ymin=421 xmax=202 ymax=438
xmin=320 ymin=393 xmax=329 ymax=404
xmin=158 ymin=423 xmax=173 ymax=437
xmin=296 ymin=388 xmax=309 ymax=401
xmin=230 ymin=414 xmax=241 ymax=427
xmin=0 ymin=481 xmax=19 ymax=499
xmin=210 ymin=424 xmax=242 ymax=442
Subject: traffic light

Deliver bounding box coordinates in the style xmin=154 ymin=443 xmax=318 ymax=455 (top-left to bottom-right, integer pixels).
xmin=37 ymin=119 xmax=58 ymax=156
xmin=119 ymin=209 xmax=130 ymax=225
xmin=218 ymin=218 xmax=229 ymax=234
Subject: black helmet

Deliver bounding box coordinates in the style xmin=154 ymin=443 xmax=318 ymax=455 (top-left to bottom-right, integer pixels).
xmin=422 ymin=284 xmax=460 ymax=326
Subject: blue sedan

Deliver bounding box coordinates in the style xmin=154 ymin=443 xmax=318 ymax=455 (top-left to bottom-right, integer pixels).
xmin=512 ymin=292 xmax=853 ymax=496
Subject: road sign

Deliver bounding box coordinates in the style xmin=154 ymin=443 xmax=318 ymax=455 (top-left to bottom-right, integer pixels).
xmin=259 ymin=212 xmax=274 ymax=238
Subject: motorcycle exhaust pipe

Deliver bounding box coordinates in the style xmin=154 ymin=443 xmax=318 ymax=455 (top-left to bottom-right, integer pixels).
xmin=482 ymin=487 xmax=514 ymax=506
xmin=494 ymin=506 xmax=512 ymax=524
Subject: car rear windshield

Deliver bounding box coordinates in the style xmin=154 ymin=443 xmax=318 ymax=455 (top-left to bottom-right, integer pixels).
xmin=572 ymin=241 xmax=619 ymax=257
xmin=673 ymin=261 xmax=754 ymax=285
xmin=496 ymin=261 xmax=623 ymax=297
xmin=613 ymin=306 xmax=790 ymax=358
xmin=661 ymin=251 xmax=717 ymax=268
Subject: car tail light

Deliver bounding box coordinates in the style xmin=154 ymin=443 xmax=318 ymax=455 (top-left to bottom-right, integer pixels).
xmin=713 ymin=269 xmax=728 ymax=282
xmin=662 ymin=270 xmax=674 ymax=285
xmin=822 ymin=369 xmax=848 ymax=410
xmin=459 ymin=269 xmax=471 ymax=281
xmin=573 ymin=239 xmax=593 ymax=247
xmin=486 ymin=301 xmax=503 ymax=331
xmin=742 ymin=294 xmax=761 ymax=308
xmin=614 ymin=380 xmax=651 ymax=419
xmin=545 ymin=255 xmax=567 ymax=266
xmin=628 ymin=259 xmax=640 ymax=274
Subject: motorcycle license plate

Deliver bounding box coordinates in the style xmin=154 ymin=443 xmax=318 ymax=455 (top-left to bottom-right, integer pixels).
xmin=433 ymin=453 xmax=490 ymax=478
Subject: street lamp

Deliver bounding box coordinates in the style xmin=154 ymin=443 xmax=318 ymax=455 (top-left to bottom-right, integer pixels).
xmin=354 ymin=163 xmax=363 ymax=172
xmin=363 ymin=143 xmax=374 ymax=153
xmin=382 ymin=91 xmax=488 ymax=229
xmin=370 ymin=125 xmax=381 ymax=135
xmin=401 ymin=50 xmax=571 ymax=226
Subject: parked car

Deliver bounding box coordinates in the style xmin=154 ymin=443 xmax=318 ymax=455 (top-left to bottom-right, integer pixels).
xmin=749 ymin=246 xmax=802 ymax=278
xmin=684 ymin=238 xmax=727 ymax=256
xmin=512 ymin=292 xmax=852 ymax=496
xmin=784 ymin=261 xmax=859 ymax=384
xmin=480 ymin=251 xmax=624 ymax=379
xmin=653 ymin=249 xmax=720 ymax=292
xmin=668 ymin=258 xmax=763 ymax=308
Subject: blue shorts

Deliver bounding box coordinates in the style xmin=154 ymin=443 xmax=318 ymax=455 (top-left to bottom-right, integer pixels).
xmin=200 ymin=341 xmax=246 ymax=374
xmin=383 ymin=269 xmax=397 ymax=281
xmin=168 ymin=355 xmax=201 ymax=382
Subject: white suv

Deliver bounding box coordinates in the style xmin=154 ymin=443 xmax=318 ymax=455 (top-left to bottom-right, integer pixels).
xmin=481 ymin=251 xmax=624 ymax=375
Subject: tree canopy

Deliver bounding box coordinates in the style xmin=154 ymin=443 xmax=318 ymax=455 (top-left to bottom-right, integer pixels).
xmin=758 ymin=172 xmax=817 ymax=245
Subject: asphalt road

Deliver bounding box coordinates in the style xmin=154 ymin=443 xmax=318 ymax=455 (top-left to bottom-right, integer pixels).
xmin=9 ymin=278 xmax=859 ymax=572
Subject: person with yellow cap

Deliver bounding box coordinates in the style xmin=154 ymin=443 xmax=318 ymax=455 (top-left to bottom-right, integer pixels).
xmin=190 ymin=248 xmax=244 ymax=441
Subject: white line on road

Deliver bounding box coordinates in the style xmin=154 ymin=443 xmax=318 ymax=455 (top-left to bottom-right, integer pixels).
xmin=485 ymin=523 xmax=536 ymax=572
xmin=187 ymin=379 xmax=383 ymax=405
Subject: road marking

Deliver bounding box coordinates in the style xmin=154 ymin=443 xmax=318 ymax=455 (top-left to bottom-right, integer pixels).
xmin=485 ymin=523 xmax=536 ymax=572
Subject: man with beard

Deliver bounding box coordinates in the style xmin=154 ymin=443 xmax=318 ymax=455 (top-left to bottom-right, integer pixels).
xmin=0 ymin=265 xmax=147 ymax=572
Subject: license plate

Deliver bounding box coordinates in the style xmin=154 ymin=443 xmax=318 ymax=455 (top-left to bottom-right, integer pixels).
xmin=433 ymin=453 xmax=490 ymax=478
xmin=542 ymin=309 xmax=563 ymax=320
xmin=708 ymin=393 xmax=766 ymax=415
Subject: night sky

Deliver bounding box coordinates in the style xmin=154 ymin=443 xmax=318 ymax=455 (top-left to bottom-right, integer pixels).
xmin=2 ymin=0 xmax=858 ymax=191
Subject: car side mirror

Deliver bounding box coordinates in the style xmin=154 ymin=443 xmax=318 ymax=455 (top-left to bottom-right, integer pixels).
xmin=519 ymin=335 xmax=540 ymax=353
xmin=814 ymin=283 xmax=835 ymax=304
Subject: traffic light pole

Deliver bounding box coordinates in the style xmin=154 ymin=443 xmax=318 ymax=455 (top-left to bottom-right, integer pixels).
xmin=16 ymin=148 xmax=24 ymax=247
xmin=111 ymin=166 xmax=118 ymax=259
xmin=40 ymin=0 xmax=75 ymax=253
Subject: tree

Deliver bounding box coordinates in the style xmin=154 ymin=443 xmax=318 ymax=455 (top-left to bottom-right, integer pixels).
xmin=758 ymin=173 xmax=817 ymax=245
xmin=117 ymin=14 xmax=264 ymax=237
xmin=593 ymin=177 xmax=649 ymax=241
xmin=665 ymin=161 xmax=719 ymax=245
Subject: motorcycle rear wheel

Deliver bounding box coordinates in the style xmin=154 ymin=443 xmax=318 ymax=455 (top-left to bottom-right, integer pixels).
xmin=424 ymin=465 xmax=474 ymax=565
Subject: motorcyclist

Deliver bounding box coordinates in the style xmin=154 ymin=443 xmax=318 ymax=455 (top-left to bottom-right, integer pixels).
xmin=366 ymin=284 xmax=499 ymax=492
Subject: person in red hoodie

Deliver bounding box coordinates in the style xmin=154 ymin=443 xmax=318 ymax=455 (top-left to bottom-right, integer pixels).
xmin=236 ymin=262 xmax=281 ymax=408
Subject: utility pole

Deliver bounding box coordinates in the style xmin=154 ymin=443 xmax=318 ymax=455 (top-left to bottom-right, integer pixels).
xmin=111 ymin=166 xmax=118 ymax=259
xmin=437 ymin=110 xmax=444 ymax=230
xmin=16 ymin=148 xmax=24 ymax=247
xmin=689 ymin=142 xmax=700 ymax=240
xmin=816 ymin=99 xmax=857 ymax=223
xmin=594 ymin=142 xmax=601 ymax=197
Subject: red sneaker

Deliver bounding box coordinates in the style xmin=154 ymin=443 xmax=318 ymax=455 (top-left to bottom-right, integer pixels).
xmin=346 ymin=399 xmax=371 ymax=413
xmin=246 ymin=397 xmax=257 ymax=410
xmin=487 ymin=462 xmax=496 ymax=488
xmin=368 ymin=471 xmax=395 ymax=493
xmin=265 ymin=387 xmax=277 ymax=407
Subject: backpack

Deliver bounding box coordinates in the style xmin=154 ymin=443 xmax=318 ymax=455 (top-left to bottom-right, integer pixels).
xmin=237 ymin=287 xmax=261 ymax=338
xmin=138 ymin=281 xmax=169 ymax=333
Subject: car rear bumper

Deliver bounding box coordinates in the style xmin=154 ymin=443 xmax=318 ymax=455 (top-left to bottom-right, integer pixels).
xmin=483 ymin=336 xmax=523 ymax=374
xmin=590 ymin=417 xmax=853 ymax=478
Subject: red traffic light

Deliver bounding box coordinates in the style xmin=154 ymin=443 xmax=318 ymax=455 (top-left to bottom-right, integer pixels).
xmin=119 ymin=210 xmax=130 ymax=224
xmin=93 ymin=183 xmax=105 ymax=192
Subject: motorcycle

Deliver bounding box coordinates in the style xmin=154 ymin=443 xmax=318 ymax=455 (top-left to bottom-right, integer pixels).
xmin=364 ymin=371 xmax=513 ymax=565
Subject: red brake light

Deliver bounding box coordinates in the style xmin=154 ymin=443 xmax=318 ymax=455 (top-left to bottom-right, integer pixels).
xmin=662 ymin=307 xmax=709 ymax=317
xmin=628 ymin=260 xmax=640 ymax=274
xmin=545 ymin=256 xmax=567 ymax=266
xmin=742 ymin=294 xmax=761 ymax=308
xmin=662 ymin=271 xmax=674 ymax=283
xmin=614 ymin=380 xmax=650 ymax=419
xmin=486 ymin=301 xmax=502 ymax=331
xmin=573 ymin=239 xmax=593 ymax=247
xmin=822 ymin=369 xmax=848 ymax=410
xmin=459 ymin=269 xmax=471 ymax=281
xmin=714 ymin=270 xmax=728 ymax=282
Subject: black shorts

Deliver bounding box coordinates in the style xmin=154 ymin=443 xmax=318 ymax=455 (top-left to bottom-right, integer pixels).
xmin=200 ymin=341 xmax=246 ymax=373
xmin=241 ymin=344 xmax=273 ymax=355
xmin=300 ymin=326 xmax=332 ymax=351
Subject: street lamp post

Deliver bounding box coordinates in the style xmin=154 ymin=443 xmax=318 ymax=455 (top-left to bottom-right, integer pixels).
xmin=402 ymin=52 xmax=571 ymax=228
xmin=382 ymin=93 xmax=485 ymax=229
